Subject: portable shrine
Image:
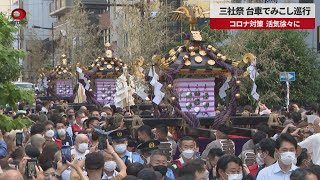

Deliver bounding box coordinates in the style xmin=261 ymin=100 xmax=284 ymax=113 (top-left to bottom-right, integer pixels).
xmin=77 ymin=43 xmax=127 ymax=107
xmin=44 ymin=54 xmax=76 ymax=101
xmin=157 ymin=30 xmax=254 ymax=128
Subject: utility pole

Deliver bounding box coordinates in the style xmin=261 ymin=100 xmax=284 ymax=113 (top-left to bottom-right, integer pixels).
xmin=52 ymin=22 xmax=55 ymax=67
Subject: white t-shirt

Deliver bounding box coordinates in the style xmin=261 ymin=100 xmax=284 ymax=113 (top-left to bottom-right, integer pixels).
xmin=298 ymin=133 xmax=320 ymax=165
xmin=102 ymin=170 xmax=118 ymax=180
xmin=71 ymin=148 xmax=89 ymax=161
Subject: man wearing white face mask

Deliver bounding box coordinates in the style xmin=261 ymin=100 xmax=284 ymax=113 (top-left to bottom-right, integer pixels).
xmin=43 ymin=120 xmax=55 ymax=141
xmin=67 ymin=111 xmax=85 ymax=140
xmin=55 ymin=118 xmax=73 ymax=147
xmin=170 ymin=136 xmax=197 ymax=175
xmin=257 ymin=134 xmax=298 ymax=180
xmin=102 ymin=150 xmax=121 ymax=179
xmin=109 ymin=130 xmax=144 ymax=165
xmin=101 ymin=139 xmax=127 ymax=180
xmin=71 ymin=134 xmax=90 ymax=161
xmin=255 ymin=138 xmax=276 ymax=177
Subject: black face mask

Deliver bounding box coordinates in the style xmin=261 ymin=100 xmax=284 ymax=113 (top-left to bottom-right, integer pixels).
xmin=152 ymin=165 xmax=168 ymax=176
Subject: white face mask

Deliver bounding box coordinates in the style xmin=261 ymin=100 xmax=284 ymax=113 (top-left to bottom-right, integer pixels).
xmin=78 ymin=143 xmax=88 ymax=153
xmin=280 ymin=151 xmax=296 ymax=165
xmin=57 ymin=129 xmax=66 ymax=136
xmin=105 ymin=161 xmax=117 ymax=172
xmin=45 ymin=130 xmax=55 ymax=138
xmin=114 ymin=144 xmax=127 ymax=154
xmin=182 ymin=149 xmax=194 ymax=159
xmin=227 ymin=173 xmax=243 ymax=180
xmin=256 ymin=153 xmax=265 ymax=166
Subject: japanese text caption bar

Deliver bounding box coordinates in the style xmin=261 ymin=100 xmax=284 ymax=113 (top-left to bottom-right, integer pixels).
xmin=210 ymin=3 xmax=315 ymax=29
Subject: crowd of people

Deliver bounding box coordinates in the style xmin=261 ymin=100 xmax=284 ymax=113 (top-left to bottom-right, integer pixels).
xmin=0 ymin=101 xmax=319 ymax=180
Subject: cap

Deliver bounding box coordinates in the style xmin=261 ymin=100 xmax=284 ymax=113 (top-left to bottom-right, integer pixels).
xmin=109 ymin=130 xmax=129 ymax=142
xmin=137 ymin=140 xmax=160 ymax=152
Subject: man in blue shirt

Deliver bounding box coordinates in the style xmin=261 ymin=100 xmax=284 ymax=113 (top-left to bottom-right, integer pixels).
xmin=257 ymin=133 xmax=298 ymax=180
xmin=0 ymin=131 xmax=7 ymax=158
xmin=109 ymin=130 xmax=144 ymax=165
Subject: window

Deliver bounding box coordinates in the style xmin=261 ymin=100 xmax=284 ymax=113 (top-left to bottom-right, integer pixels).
xmin=102 ymin=28 xmax=110 ymax=44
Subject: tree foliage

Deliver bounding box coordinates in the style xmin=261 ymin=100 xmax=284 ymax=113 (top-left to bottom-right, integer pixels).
xmin=60 ymin=0 xmax=100 ymax=65
xmin=0 ymin=13 xmax=26 ymax=83
xmin=222 ymin=30 xmax=320 ymax=107
xmin=198 ymin=23 xmax=229 ymax=46
xmin=0 ymin=83 xmax=34 ymax=109
xmin=0 ymin=13 xmax=34 ymax=107
xmin=24 ymin=31 xmax=51 ymax=83
xmin=112 ymin=0 xmax=176 ymax=65
xmin=0 ymin=114 xmax=33 ymax=132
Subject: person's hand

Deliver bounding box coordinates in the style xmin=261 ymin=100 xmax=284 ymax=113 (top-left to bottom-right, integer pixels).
xmin=18 ymin=157 xmax=31 ymax=175
xmin=32 ymin=166 xmax=45 ymax=180
xmin=243 ymin=164 xmax=250 ymax=175
xmin=291 ymin=128 xmax=302 ymax=137
xmin=286 ymin=123 xmax=296 ymax=129
xmin=89 ymin=144 xmax=98 ymax=153
xmin=104 ymin=139 xmax=115 ymax=154
xmin=85 ymin=128 xmax=93 ymax=134
xmin=56 ymin=158 xmax=70 ymax=175
xmin=100 ymin=122 xmax=106 ymax=126
xmin=67 ymin=158 xmax=85 ymax=171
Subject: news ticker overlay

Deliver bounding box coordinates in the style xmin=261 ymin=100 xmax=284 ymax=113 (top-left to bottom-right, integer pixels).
xmin=210 ymin=2 xmax=315 ymax=30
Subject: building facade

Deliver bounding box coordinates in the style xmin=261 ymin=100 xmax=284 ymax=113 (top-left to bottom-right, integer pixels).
xmin=102 ymin=0 xmax=181 ymax=54
xmin=13 ymin=0 xmax=56 ymax=82
xmin=49 ymin=0 xmax=110 ymax=64
xmin=0 ymin=0 xmax=14 ymax=13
